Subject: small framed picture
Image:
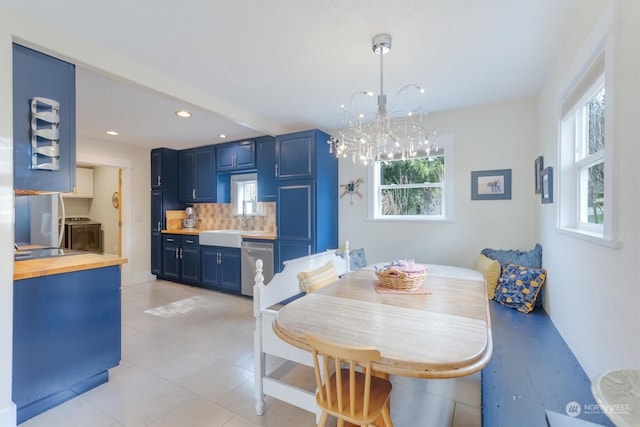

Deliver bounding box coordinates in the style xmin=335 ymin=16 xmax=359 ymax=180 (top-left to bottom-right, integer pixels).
xmin=471 ymin=169 xmax=512 ymax=200
xmin=534 ymin=156 xmax=544 ymax=194
xmin=541 ymin=167 xmax=553 ymax=203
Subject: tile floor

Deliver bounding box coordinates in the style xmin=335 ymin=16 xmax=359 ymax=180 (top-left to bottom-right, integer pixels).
xmin=21 ymin=279 xmax=481 ymax=427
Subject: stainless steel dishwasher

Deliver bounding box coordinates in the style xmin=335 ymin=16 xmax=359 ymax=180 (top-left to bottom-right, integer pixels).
xmin=241 ymin=241 xmax=274 ymax=296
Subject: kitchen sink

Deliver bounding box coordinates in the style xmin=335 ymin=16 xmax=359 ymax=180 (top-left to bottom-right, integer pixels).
xmin=199 ymin=230 xmax=272 ymax=248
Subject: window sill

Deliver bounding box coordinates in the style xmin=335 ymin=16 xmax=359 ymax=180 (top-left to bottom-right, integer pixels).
xmin=557 ymin=227 xmax=621 ymax=249
xmin=366 ymin=216 xmax=457 ymax=223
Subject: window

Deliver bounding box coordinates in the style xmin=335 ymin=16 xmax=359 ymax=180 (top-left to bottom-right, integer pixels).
xmin=368 ymin=136 xmax=454 ymax=221
xmin=559 ymin=51 xmax=615 ymax=245
xmin=231 ymin=173 xmax=262 ymax=216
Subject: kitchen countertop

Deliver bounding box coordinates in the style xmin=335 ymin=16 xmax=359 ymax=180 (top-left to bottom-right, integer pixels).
xmin=161 ymin=229 xmax=277 ymax=240
xmin=14 ymin=253 xmax=128 ymax=280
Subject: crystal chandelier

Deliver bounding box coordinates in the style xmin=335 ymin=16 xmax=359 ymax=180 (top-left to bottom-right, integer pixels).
xmin=329 ymin=33 xmax=438 ymax=164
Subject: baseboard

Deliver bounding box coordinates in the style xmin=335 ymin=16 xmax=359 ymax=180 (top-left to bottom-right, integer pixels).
xmin=0 ymin=401 xmax=17 ymax=427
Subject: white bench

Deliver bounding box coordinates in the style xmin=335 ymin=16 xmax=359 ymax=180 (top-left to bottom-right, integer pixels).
xmin=253 ymin=248 xmax=349 ymax=417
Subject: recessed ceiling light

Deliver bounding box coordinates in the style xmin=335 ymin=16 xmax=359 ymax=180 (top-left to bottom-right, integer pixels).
xmin=175 ymin=110 xmax=192 ymax=118
xmin=219 ymin=134 xmax=227 ymax=139
xmin=105 ymin=130 xmax=119 ymax=136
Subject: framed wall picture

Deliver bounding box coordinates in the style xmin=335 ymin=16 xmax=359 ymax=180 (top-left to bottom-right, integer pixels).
xmin=534 ymin=156 xmax=544 ymax=194
xmin=471 ymin=169 xmax=512 ymax=200
xmin=541 ymin=167 xmax=553 ymax=203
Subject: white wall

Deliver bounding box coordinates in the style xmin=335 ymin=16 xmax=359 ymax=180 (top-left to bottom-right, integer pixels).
xmin=536 ymin=0 xmax=640 ymax=378
xmin=0 ymin=21 xmax=16 ymax=427
xmin=339 ymin=96 xmax=539 ymax=267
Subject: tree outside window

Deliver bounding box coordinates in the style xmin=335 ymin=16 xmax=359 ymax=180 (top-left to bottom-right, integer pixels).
xmin=377 ymin=155 xmax=445 ymax=217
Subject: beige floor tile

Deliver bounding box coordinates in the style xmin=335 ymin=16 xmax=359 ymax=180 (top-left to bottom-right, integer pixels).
xmin=452 ymin=401 xmax=482 ymax=427
xmin=147 ymin=396 xmax=235 ymax=427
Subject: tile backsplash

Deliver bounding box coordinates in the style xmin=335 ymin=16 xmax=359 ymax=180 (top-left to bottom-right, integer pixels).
xmin=193 ymin=202 xmax=276 ymax=232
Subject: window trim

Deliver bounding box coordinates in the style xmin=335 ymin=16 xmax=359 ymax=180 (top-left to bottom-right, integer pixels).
xmin=367 ymin=134 xmax=455 ymax=222
xmin=556 ymin=3 xmax=619 ymax=248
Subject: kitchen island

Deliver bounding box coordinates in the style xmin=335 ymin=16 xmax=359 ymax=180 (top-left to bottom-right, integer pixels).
xmin=13 ymin=253 xmax=127 ymax=424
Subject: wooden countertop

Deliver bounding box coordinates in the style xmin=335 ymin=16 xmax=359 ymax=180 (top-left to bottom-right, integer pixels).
xmin=14 ymin=253 xmax=128 ymax=280
xmin=161 ymin=229 xmax=200 ymax=235
xmin=161 ymin=229 xmax=277 ymax=240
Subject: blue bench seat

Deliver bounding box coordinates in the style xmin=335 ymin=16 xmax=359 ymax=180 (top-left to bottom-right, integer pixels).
xmin=482 ymin=301 xmax=613 ymax=426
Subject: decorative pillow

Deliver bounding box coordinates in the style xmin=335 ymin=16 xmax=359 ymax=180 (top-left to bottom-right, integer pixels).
xmin=349 ymin=248 xmax=367 ymax=270
xmin=297 ymin=261 xmax=339 ymax=293
xmin=494 ymin=264 xmax=547 ymax=313
xmin=481 ymin=244 xmax=542 ymax=268
xmin=335 ymin=247 xmax=367 ymax=271
xmin=475 ymin=254 xmax=501 ymax=299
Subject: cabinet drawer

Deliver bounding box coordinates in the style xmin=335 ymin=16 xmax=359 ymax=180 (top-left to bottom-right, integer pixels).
xmin=162 ymin=234 xmax=179 ymax=245
xmin=181 ymin=235 xmax=199 ymax=247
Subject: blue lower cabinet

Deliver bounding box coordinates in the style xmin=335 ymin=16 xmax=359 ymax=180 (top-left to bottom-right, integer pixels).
xmin=201 ymin=246 xmax=241 ymax=293
xmin=13 ymin=266 xmax=121 ymax=424
xmin=161 ymin=234 xmax=200 ymax=283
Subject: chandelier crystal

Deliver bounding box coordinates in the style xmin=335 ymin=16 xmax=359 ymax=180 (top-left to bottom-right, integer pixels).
xmin=329 ymin=33 xmax=438 ymax=164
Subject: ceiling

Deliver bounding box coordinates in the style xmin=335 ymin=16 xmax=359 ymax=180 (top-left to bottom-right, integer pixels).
xmin=1 ymin=0 xmax=585 ymax=150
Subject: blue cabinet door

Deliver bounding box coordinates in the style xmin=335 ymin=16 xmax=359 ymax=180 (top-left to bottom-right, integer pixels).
xmin=200 ymin=246 xmax=221 ymax=288
xmin=276 ymin=181 xmax=315 ymax=270
xmin=180 ymin=147 xmax=215 ymax=202
xmin=216 ymin=144 xmax=236 ymax=171
xmin=257 ymin=136 xmax=276 ymax=202
xmin=195 ymin=148 xmax=215 ymax=200
xmin=219 ymin=247 xmax=241 ymax=293
xmin=179 ymin=150 xmax=196 ymax=202
xmin=13 ymin=44 xmax=76 ymax=193
xmin=180 ymin=236 xmax=200 ymax=283
xmin=151 ymin=230 xmax=162 ymax=276
xmin=235 ymin=140 xmax=255 ymax=169
xmin=277 ymin=181 xmax=314 ymax=241
xmin=276 ymin=131 xmax=314 ymax=179
xmin=162 ymin=235 xmax=181 ymax=279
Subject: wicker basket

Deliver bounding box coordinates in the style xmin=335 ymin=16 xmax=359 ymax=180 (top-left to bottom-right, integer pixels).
xmin=375 ymin=268 xmax=426 ymax=291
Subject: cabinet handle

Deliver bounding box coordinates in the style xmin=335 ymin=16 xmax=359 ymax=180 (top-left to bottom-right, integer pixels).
xmin=192 ymin=189 xmax=196 ymax=199
xmin=185 ymin=239 xmax=193 ymax=244
xmin=157 ymin=176 xmax=161 ymax=186
xmin=157 ymin=221 xmax=161 ymax=230
xmin=167 ymin=238 xmax=175 ymax=242
xmin=217 ymin=252 xmax=222 ymax=264
xmin=275 ymin=163 xmax=278 ymax=177
xmin=175 ymin=248 xmax=179 ymax=258
xmin=179 ymin=248 xmax=183 ymax=259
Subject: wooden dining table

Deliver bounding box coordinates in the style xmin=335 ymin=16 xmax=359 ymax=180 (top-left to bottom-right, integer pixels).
xmin=273 ymin=264 xmax=493 ymax=380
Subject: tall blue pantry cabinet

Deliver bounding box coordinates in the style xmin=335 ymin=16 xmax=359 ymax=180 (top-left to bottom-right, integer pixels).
xmin=275 ymin=129 xmax=338 ymax=270
xmin=151 ymin=148 xmax=184 ymax=276
xmin=13 ymin=43 xmax=76 ymax=192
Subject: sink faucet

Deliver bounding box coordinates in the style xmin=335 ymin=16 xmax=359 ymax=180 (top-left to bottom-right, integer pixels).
xmin=241 ymin=201 xmax=248 ymax=230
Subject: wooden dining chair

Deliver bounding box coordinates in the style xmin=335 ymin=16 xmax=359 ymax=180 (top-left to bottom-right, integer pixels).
xmin=306 ymin=333 xmax=393 ymax=427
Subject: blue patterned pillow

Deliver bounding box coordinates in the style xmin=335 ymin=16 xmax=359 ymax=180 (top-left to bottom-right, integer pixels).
xmin=349 ymin=248 xmax=367 ymax=270
xmin=494 ymin=264 xmax=546 ymax=313
xmin=481 ymin=244 xmax=542 ymax=268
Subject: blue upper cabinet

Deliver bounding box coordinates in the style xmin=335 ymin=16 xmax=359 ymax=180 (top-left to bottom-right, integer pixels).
xmin=257 ymin=136 xmax=276 ymax=202
xmin=179 ymin=146 xmax=215 ymax=203
xmin=216 ymin=139 xmax=255 ymax=172
xmin=13 ymin=44 xmax=76 ymax=193
xmin=275 ymin=131 xmax=316 ymax=180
